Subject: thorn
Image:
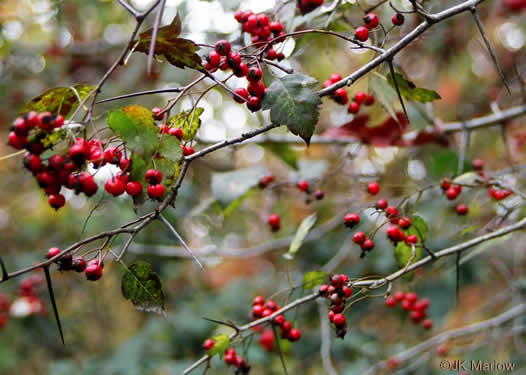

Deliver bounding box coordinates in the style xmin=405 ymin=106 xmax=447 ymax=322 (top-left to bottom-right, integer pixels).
xmin=387 ymin=60 xmax=410 ymax=123
xmin=0 ymin=257 xmax=8 ymax=282
xmin=471 ymin=9 xmax=511 ymax=95
xmin=43 ymin=266 xmax=65 ymax=345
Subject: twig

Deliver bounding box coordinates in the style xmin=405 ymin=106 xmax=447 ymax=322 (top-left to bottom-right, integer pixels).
xmin=318 ymin=300 xmax=339 ymax=375
xmin=146 ymin=0 xmax=167 ymax=75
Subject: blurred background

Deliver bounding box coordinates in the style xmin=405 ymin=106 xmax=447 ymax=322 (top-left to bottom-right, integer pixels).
xmin=0 ymin=0 xmax=525 ymax=374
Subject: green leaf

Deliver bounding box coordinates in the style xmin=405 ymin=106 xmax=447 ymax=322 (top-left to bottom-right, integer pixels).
xmin=107 ymin=105 xmax=159 ymax=159
xmin=129 ymin=154 xmax=148 ymax=183
xmin=155 ymin=158 xmax=180 ymax=189
xmin=134 ymin=15 xmax=203 ymax=71
xmin=207 ymin=334 xmax=230 ymax=358
xmin=263 ymin=143 xmax=298 ymax=169
xmin=20 ymin=84 xmax=94 ymax=117
xmin=261 ymin=73 xmax=322 ymax=145
xmin=211 ymin=167 xmax=268 ymax=207
xmin=303 ymin=270 xmax=327 ymax=289
xmin=369 ymin=72 xmax=398 ymax=121
xmin=158 ymin=135 xmax=182 ymax=162
xmin=121 ymin=261 xmax=165 ymax=314
xmin=387 ymin=72 xmax=441 ymax=103
xmin=284 ymin=214 xmax=317 ymax=260
xmin=168 ymin=107 xmax=204 ymax=142
xmin=393 ymin=216 xmax=428 ymax=269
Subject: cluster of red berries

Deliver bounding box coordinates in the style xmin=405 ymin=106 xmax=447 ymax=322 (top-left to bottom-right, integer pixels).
xmin=323 ymin=74 xmax=375 ymax=113
xmin=233 ymin=10 xmax=286 ymax=58
xmin=152 ymin=107 xmax=196 ymax=156
xmin=319 ymin=274 xmax=353 ymax=338
xmin=296 ymin=0 xmax=324 ymax=14
xmin=344 ymin=213 xmax=375 ymax=256
xmin=385 ymin=291 xmax=433 ymax=329
xmin=251 ymin=296 xmax=302 ymax=344
xmin=439 ymin=178 xmax=470 ymax=216
xmin=297 ymin=179 xmax=325 ymax=201
xmin=203 ymin=341 xmax=251 ymax=375
xmin=46 ymin=247 xmax=103 ymax=281
xmin=12 ymin=275 xmax=47 ymax=318
xmin=471 ymin=158 xmax=513 ymax=201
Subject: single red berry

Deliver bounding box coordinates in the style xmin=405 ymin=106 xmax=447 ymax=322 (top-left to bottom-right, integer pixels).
xmin=274 ymin=314 xmax=286 ymax=325
xmin=49 ymin=154 xmax=65 ymax=170
xmin=226 ymin=52 xmax=242 ymax=69
xmin=253 ymin=296 xmax=265 ymax=305
xmin=203 ymin=339 xmax=215 ymax=350
xmin=387 ymin=357 xmax=399 ymax=371
xmin=269 ymin=21 xmax=283 ymax=33
xmin=168 ymin=127 xmax=184 ymax=140
xmin=105 ymin=177 xmax=126 ymax=196
xmin=456 ymin=203 xmax=468 ymax=215
xmin=68 ymin=142 xmax=90 ymax=165
xmin=347 ymin=101 xmax=360 ymax=114
xmin=385 ymin=296 xmax=397 ymax=307
xmin=367 ymin=181 xmax=380 ymax=195
xmin=247 ymin=96 xmax=262 ymax=112
xmin=258 ymin=13 xmax=269 ymax=26
xmin=182 ymin=145 xmax=195 ymax=156
xmin=333 ymin=88 xmax=349 ymax=104
xmin=437 ymin=344 xmax=448 ymax=357
xmin=23 ymin=153 xmax=43 ymax=174
xmin=361 ymin=238 xmax=375 ymax=251
xmin=330 ymin=274 xmax=343 ymax=288
xmin=344 ymin=213 xmax=360 ymax=228
xmin=233 ymin=88 xmax=249 ymax=103
xmin=13 ymin=117 xmax=29 ymax=136
xmin=37 ymin=171 xmax=57 ymax=188
xmin=394 ymin=291 xmax=405 ymax=301
xmin=413 ymin=299 xmax=430 ymax=311
xmin=364 ymin=13 xmax=379 ymax=29
xmin=258 ymin=329 xmax=274 ymax=351
xmin=265 ymin=300 xmax=279 ymax=311
xmin=386 ymin=225 xmax=403 ymax=241
xmin=297 ymin=179 xmax=310 ymax=192
xmin=125 ymin=181 xmax=143 ymax=197
xmin=353 ymin=231 xmax=366 ymax=244
xmin=410 ymin=309 xmax=425 ymax=323
xmin=85 ymin=264 xmax=103 ymax=281
xmin=276 ymin=52 xmax=285 ymax=61
xmin=313 ymin=189 xmax=325 ymax=200
xmin=319 ymin=284 xmax=330 ymax=296
xmin=385 ymin=206 xmax=399 ymax=219
xmin=268 ymin=213 xmax=281 ymax=231
xmin=262 ymin=308 xmax=273 ymax=317
xmin=446 ymin=187 xmax=459 ymax=200
xmin=355 ymin=26 xmax=369 ymax=41
xmin=354 ymin=91 xmax=368 ymax=104
xmin=147 ymin=184 xmax=165 ymax=199
xmin=281 ymin=321 xmax=292 ymax=333
xmin=48 ymin=194 xmax=66 ymax=209
xmin=342 ymin=286 xmax=353 ymax=297
xmin=323 ymin=80 xmax=333 ymax=88
xmin=398 ymin=217 xmax=412 ymax=228
xmin=365 ymin=94 xmax=375 ymax=106
xmin=440 ymin=178 xmax=452 ymax=191
xmin=252 ymin=304 xmax=264 ymax=317
xmin=328 ymin=310 xmax=335 ymax=322
xmin=422 ymin=319 xmax=433 ymax=330
xmin=266 ymin=48 xmax=277 ymax=60
xmin=332 ymin=313 xmax=346 ymax=326
xmin=152 ymin=107 xmax=164 ymax=120
xmin=330 ymin=73 xmax=342 ymax=83
xmin=8 ymin=131 xmax=28 ymax=149
xmin=37 ymin=112 xmax=54 ymax=131
xmin=248 ymin=81 xmax=266 ymax=98
xmin=207 ymin=50 xmax=221 ymax=68
xmin=47 ymin=247 xmax=61 ymax=259
xmin=80 ymin=173 xmax=98 ymax=197
xmin=405 ymin=292 xmax=418 ymax=303
xmin=401 ymin=299 xmax=413 ymax=311
xmin=145 ymin=169 xmax=163 ymax=185
xmin=103 ymin=146 xmax=122 ymax=165
xmin=224 ymin=353 xmax=237 ymax=365
xmin=375 ymin=199 xmax=388 ymax=209
xmin=472 ymin=158 xmax=484 ymax=170
xmin=288 ymin=328 xmax=301 ymax=341
xmin=340 ymin=274 xmax=349 ymax=283
xmin=259 ymin=175 xmax=275 ymax=188
xmin=214 ymin=40 xmax=231 ymax=56
xmin=72 ymin=257 xmax=87 ymax=272
xmin=406 ymin=235 xmax=418 ymax=244
xmin=120 ymin=158 xmax=131 ymax=171
xmin=247 ymin=67 xmax=263 ymax=82
xmin=392 ymin=13 xmax=405 ymax=26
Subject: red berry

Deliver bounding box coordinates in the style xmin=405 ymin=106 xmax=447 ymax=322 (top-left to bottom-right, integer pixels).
xmin=37 ymin=171 xmax=57 ymax=188
xmin=252 ymin=304 xmax=264 ymax=317
xmin=422 ymin=319 xmax=433 ymax=330
xmin=363 ymin=13 xmax=379 ymax=29
xmin=354 ymin=91 xmax=368 ymax=104
xmin=437 ymin=344 xmax=448 ymax=356
xmin=347 ymin=101 xmax=360 ymax=114
xmin=330 ymin=274 xmax=344 ymax=288
xmin=262 ymin=308 xmax=272 ymax=317
xmin=355 ymin=26 xmax=369 ymax=41
xmin=147 ymin=184 xmax=165 ymax=199
xmin=446 ymin=187 xmax=459 ymax=200
xmin=259 ymin=329 xmax=274 ymax=351
xmin=68 ymin=142 xmax=89 ymax=165
xmin=328 ymin=310 xmax=335 ymax=322
xmin=387 ymin=225 xmax=403 ymax=242
xmin=37 ymin=112 xmax=55 ymax=131
xmin=48 ymin=194 xmax=66 ymax=209
xmin=47 ymin=247 xmax=61 ymax=259
xmin=265 ymin=48 xmax=277 ymax=60
xmin=440 ymin=178 xmax=451 ymax=191
xmin=313 ymin=189 xmax=325 ymax=200
xmin=233 ymin=88 xmax=249 ymax=103
xmin=268 ymin=213 xmax=280 ymax=231
xmin=253 ymin=296 xmax=265 ymax=305
xmin=247 ymin=67 xmax=263 ymax=82
xmin=265 ymin=300 xmax=279 ymax=311
xmin=13 ymin=117 xmax=29 ymax=136
xmin=274 ymin=314 xmax=286 ymax=325
xmin=387 ymin=357 xmax=399 ymax=370
xmin=413 ymin=299 xmax=430 ymax=311
xmin=105 ymin=177 xmax=125 ymax=196
xmin=85 ymin=264 xmax=103 ymax=281
xmin=367 ymin=181 xmax=380 ymax=195
xmin=72 ymin=257 xmax=87 ymax=272
xmin=405 ymin=292 xmax=418 ymax=303
xmin=332 ymin=313 xmax=346 ymax=326
xmin=394 ymin=291 xmax=405 ymax=301
xmin=333 ymin=88 xmax=349 ymax=104
xmin=406 ymin=234 xmax=418 ymax=244
xmin=361 ymin=238 xmax=375 ymax=251
xmin=214 ymin=40 xmax=231 ymax=56
xmin=375 ymin=199 xmax=388 ymax=209
xmin=365 ymin=94 xmax=375 ymax=106
xmin=330 ymin=73 xmax=342 ymax=83
xmin=385 ymin=296 xmax=397 ymax=307
xmin=226 ymin=52 xmax=242 ymax=69
xmin=288 ymin=328 xmax=301 ymax=341
xmin=168 ymin=127 xmax=184 ymax=140
xmin=297 ymin=179 xmax=309 ymax=192
xmin=49 ymin=154 xmax=65 ymax=170
xmin=401 ymin=299 xmax=413 ymax=311
xmin=145 ymin=169 xmax=163 ymax=185
xmin=182 ymin=145 xmax=195 ymax=156
xmin=342 ymin=286 xmax=353 ymax=297
xmin=152 ymin=107 xmax=164 ymax=120
xmin=8 ymin=131 xmax=28 ymax=149
xmin=259 ymin=175 xmax=275 ymax=188
xmin=319 ymin=285 xmax=330 ymax=296
xmin=353 ymin=231 xmax=366 ymax=244
xmin=410 ymin=310 xmax=424 ymax=323
xmin=398 ymin=217 xmax=412 ymax=228
xmin=392 ymin=13 xmax=405 ymax=26
xmin=224 ymin=353 xmax=237 ymax=365
xmin=120 ymin=158 xmax=131 ymax=171
xmin=472 ymin=158 xmax=484 ymax=170
xmin=456 ymin=203 xmax=468 ymax=215
xmin=385 ymin=206 xmax=398 ymax=219
xmin=247 ymin=96 xmax=262 ymax=112
xmin=80 ymin=173 xmax=98 ymax=197
xmin=269 ymin=21 xmax=283 ymax=33
xmin=323 ymin=80 xmax=333 ymax=88
xmin=103 ymin=146 xmax=122 ymax=164
xmin=203 ymin=339 xmax=215 ymax=350
xmin=248 ymin=81 xmax=266 ymax=98
xmin=23 ymin=153 xmax=43 ymax=174
xmin=207 ymin=50 xmax=221 ymax=68
xmin=125 ymin=181 xmax=143 ymax=196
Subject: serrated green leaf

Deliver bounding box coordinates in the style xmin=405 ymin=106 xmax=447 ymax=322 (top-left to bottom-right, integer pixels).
xmin=211 ymin=167 xmax=268 ymax=207
xmin=369 ymin=72 xmax=398 ymax=121
xmin=134 ymin=15 xmax=203 ymax=71
xmin=107 ymin=106 xmax=159 ymax=159
xmin=20 ymin=84 xmax=94 ymax=117
xmin=284 ymin=214 xmax=317 ymax=260
xmin=303 ymin=270 xmax=327 ymax=289
xmin=263 ymin=143 xmax=298 ymax=169
xmin=168 ymin=107 xmax=204 ymax=142
xmin=158 ymin=135 xmax=182 ymax=162
xmin=261 ymin=73 xmax=321 ymax=145
xmin=387 ymin=72 xmax=441 ymax=103
xmin=207 ymin=334 xmax=230 ymax=358
xmin=121 ymin=261 xmax=165 ymax=315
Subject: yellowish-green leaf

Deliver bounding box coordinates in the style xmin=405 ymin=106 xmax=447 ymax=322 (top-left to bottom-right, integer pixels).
xmin=284 ymin=214 xmax=317 ymax=260
xmin=20 ymin=84 xmax=94 ymax=117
